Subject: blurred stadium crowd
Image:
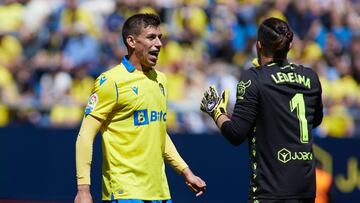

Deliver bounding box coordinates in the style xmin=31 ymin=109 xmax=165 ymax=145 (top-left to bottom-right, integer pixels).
xmin=0 ymin=0 xmax=359 ymax=137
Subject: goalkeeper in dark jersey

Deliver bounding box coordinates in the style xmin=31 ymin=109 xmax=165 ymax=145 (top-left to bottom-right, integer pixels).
xmin=201 ymin=17 xmax=323 ymax=203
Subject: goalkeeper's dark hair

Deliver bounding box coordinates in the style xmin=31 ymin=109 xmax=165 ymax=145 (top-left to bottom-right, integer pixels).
xmin=258 ymin=17 xmax=293 ymax=59
xmin=122 ymin=13 xmax=161 ymax=48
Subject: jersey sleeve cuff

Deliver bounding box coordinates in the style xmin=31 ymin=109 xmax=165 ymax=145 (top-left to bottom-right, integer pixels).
xmin=77 ymin=177 xmax=91 ymax=185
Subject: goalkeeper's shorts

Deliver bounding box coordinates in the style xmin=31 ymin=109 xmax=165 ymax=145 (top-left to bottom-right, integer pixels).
xmin=103 ymin=199 xmax=172 ymax=203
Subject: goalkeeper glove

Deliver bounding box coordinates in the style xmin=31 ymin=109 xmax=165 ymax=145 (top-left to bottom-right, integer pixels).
xmin=200 ymin=85 xmax=229 ymax=121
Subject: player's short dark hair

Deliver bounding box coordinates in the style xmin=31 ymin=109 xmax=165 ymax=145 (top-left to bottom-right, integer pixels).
xmin=258 ymin=17 xmax=293 ymax=59
xmin=122 ymin=13 xmax=161 ymax=48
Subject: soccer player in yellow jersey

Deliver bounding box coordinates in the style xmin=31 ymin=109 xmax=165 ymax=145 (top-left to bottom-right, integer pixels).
xmin=74 ymin=13 xmax=206 ymax=203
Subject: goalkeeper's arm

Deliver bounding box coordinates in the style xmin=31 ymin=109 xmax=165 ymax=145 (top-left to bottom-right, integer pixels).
xmin=200 ymin=86 xmax=252 ymax=146
xmin=217 ymin=115 xmax=252 ymax=146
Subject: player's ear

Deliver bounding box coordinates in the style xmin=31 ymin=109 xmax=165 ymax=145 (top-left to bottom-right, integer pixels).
xmin=255 ymin=41 xmax=262 ymax=66
xmin=256 ymin=41 xmax=262 ymax=50
xmin=127 ymin=35 xmax=136 ymax=49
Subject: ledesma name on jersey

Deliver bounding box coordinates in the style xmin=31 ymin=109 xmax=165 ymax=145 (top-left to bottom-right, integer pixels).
xmin=271 ymin=72 xmax=311 ymax=89
xmin=134 ymin=109 xmax=166 ymax=126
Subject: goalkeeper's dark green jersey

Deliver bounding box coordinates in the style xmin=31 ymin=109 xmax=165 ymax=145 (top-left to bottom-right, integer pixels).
xmin=221 ymin=60 xmax=323 ymax=200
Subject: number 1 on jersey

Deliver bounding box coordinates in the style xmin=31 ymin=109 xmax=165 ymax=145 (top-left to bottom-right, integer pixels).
xmin=290 ymin=93 xmax=309 ymax=143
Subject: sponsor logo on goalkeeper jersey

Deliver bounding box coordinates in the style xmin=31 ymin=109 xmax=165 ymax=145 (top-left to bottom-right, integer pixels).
xmin=278 ymin=148 xmax=313 ymax=163
xmin=85 ymin=93 xmax=98 ymax=115
xmin=134 ymin=109 xmax=166 ymax=126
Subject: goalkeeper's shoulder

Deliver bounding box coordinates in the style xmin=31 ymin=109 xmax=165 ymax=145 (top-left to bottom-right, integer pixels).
xmin=241 ymin=66 xmax=260 ymax=78
xmin=242 ymin=58 xmax=262 ymax=74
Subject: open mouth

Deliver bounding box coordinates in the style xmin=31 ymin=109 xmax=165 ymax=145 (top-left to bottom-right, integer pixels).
xmin=148 ymin=50 xmax=159 ymax=63
xmin=149 ymin=50 xmax=159 ymax=57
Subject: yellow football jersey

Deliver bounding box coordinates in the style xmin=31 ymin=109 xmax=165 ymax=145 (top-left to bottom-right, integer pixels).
xmin=85 ymin=56 xmax=170 ymax=200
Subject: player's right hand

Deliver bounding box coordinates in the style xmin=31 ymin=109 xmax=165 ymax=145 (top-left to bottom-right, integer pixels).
xmin=200 ymin=85 xmax=229 ymax=121
xmin=74 ymin=185 xmax=93 ymax=203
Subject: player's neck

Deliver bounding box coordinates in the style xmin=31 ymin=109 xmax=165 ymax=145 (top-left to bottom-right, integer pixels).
xmin=127 ymin=55 xmax=152 ymax=72
xmin=259 ymin=55 xmax=273 ymax=66
xmin=260 ymin=55 xmax=287 ymax=66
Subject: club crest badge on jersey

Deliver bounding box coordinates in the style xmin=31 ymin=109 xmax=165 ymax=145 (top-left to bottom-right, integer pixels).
xmin=237 ymin=80 xmax=251 ymax=100
xmin=159 ymin=83 xmax=165 ymax=96
xmin=85 ymin=93 xmax=98 ymax=115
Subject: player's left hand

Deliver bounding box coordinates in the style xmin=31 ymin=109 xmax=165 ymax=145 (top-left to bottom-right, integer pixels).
xmin=200 ymin=85 xmax=229 ymax=121
xmin=182 ymin=167 xmax=206 ymax=196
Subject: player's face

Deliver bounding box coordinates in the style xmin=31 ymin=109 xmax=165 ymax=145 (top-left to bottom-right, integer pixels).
xmin=134 ymin=26 xmax=162 ymax=70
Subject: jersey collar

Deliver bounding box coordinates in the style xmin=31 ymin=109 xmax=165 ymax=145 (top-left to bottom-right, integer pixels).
xmin=121 ymin=56 xmax=136 ymax=72
xmin=265 ymin=59 xmax=290 ymax=67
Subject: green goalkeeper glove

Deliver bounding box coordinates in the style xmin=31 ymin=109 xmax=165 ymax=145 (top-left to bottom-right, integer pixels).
xmin=200 ymin=85 xmax=229 ymax=121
